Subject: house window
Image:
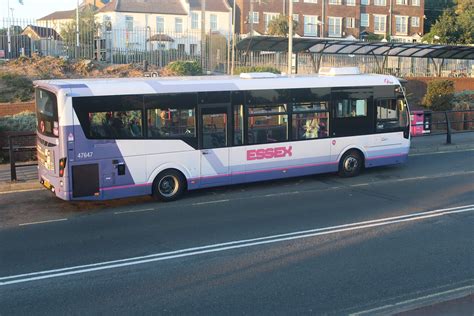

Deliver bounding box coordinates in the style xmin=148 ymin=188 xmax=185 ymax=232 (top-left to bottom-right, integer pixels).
xmin=304 ymin=0 xmax=317 ymax=3
xmin=293 ymin=14 xmax=299 ymax=22
xmin=125 ymin=16 xmax=133 ymax=32
xmin=304 ymin=15 xmax=318 ymax=36
xmin=396 ymin=0 xmax=408 ymax=4
xmin=103 ymin=15 xmax=112 ymax=31
xmin=374 ymin=15 xmax=386 ymax=33
xmin=328 ymin=17 xmax=342 ymax=37
xmin=374 ymin=0 xmax=386 ymax=5
xmin=191 ymin=13 xmax=199 ymax=30
xmin=249 ymin=11 xmax=259 ymax=24
xmin=412 ymin=0 xmax=420 ymax=5
xmin=395 ymin=16 xmax=408 ymax=34
xmin=175 ymin=17 xmax=183 ymax=33
xmin=329 ymin=0 xmax=341 ymax=4
xmin=411 ymin=16 xmax=420 ymax=27
xmin=361 ymin=0 xmax=369 ymax=4
xmin=210 ymin=14 xmax=218 ymax=31
xmin=264 ymin=13 xmax=279 ymax=32
xmin=346 ymin=17 xmax=355 ymax=28
xmin=361 ymin=13 xmax=369 ymax=27
xmin=178 ymin=44 xmax=185 ymax=52
xmin=156 ymin=16 xmax=164 ymax=32
xmin=346 ymin=0 xmax=355 ymax=5
xmin=190 ymin=44 xmax=197 ymax=56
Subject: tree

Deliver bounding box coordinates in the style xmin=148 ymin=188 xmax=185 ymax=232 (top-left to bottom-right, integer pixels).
xmin=0 ymin=26 xmax=22 ymax=35
xmin=423 ymin=0 xmax=474 ymax=44
xmin=424 ymin=0 xmax=454 ymax=33
xmin=60 ymin=5 xmax=99 ymax=56
xmin=267 ymin=15 xmax=298 ymax=37
xmin=422 ymin=80 xmax=455 ymax=111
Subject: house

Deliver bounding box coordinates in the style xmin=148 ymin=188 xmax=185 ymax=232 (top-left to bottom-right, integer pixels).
xmin=21 ymin=25 xmax=63 ymax=56
xmin=37 ymin=0 xmax=110 ymax=34
xmin=37 ymin=9 xmax=77 ymax=34
xmin=234 ymin=0 xmax=425 ymax=42
xmin=95 ymin=0 xmax=232 ymax=53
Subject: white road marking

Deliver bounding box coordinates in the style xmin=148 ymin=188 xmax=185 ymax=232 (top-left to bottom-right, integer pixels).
xmin=409 ymin=148 xmax=474 ymax=156
xmin=1 ymin=204 xmax=473 ymax=286
xmin=114 ymin=208 xmax=155 ymax=215
xmin=351 ymin=284 xmax=474 ymax=315
xmin=0 ymin=188 xmax=43 ymax=195
xmin=19 ymin=218 xmax=68 ymax=226
xmin=192 ymin=199 xmax=229 ymax=206
xmin=264 ymin=191 xmax=300 ymax=197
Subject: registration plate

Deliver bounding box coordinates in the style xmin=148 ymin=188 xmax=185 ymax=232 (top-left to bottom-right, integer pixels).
xmin=43 ymin=179 xmax=51 ymax=189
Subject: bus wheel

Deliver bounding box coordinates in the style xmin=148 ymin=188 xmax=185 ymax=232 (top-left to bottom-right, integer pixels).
xmin=153 ymin=170 xmax=185 ymax=201
xmin=338 ymin=150 xmax=363 ymax=177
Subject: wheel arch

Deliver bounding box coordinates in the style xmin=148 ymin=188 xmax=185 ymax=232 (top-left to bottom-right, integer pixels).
xmin=336 ymin=145 xmax=367 ymax=167
xmin=148 ymin=163 xmax=190 ymax=192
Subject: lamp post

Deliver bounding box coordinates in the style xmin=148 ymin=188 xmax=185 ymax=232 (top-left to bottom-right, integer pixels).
xmin=76 ymin=0 xmax=80 ymax=58
xmin=287 ymin=0 xmax=293 ymax=75
xmin=7 ymin=0 xmax=11 ymax=58
xmin=201 ymin=0 xmax=206 ymax=73
xmin=230 ymin=0 xmax=236 ymax=75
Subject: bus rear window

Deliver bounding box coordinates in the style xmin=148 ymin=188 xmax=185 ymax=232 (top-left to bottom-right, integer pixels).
xmin=36 ymin=89 xmax=59 ymax=137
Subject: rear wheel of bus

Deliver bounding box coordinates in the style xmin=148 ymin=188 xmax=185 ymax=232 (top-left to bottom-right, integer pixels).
xmin=152 ymin=170 xmax=186 ymax=201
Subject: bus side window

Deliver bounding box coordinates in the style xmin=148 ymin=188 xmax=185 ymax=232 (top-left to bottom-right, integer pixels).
xmin=336 ymin=99 xmax=367 ymax=118
xmin=147 ymin=107 xmax=196 ymax=138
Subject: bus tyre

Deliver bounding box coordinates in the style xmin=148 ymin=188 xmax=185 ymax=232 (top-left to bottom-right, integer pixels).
xmin=152 ymin=170 xmax=185 ymax=202
xmin=338 ymin=150 xmax=363 ymax=178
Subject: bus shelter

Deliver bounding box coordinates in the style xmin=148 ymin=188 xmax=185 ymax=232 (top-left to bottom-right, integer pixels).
xmin=235 ymin=36 xmax=474 ymax=76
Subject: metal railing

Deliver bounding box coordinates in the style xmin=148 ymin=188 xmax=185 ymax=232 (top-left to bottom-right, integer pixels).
xmin=411 ymin=109 xmax=474 ymax=144
xmin=7 ymin=133 xmax=37 ymax=181
xmin=2 ymin=17 xmax=473 ymax=77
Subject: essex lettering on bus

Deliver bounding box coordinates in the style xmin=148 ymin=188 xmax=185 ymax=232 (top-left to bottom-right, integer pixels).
xmin=247 ymin=146 xmax=293 ymax=161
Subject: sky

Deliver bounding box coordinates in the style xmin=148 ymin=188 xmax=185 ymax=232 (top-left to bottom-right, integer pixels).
xmin=1 ymin=0 xmax=79 ymax=20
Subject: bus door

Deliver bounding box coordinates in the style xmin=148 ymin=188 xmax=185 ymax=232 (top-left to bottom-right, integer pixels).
xmin=330 ymin=89 xmax=374 ymax=160
xmin=199 ymin=105 xmax=231 ymax=187
xmin=330 ymin=89 xmax=374 ymax=138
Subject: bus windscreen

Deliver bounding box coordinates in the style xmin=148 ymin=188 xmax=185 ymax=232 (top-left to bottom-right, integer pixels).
xmin=36 ymin=89 xmax=59 ymax=137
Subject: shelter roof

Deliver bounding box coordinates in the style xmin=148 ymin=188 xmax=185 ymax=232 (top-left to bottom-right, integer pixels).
xmin=236 ymin=36 xmax=474 ymax=60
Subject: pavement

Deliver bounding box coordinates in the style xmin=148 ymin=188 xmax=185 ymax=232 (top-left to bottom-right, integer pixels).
xmin=1 ymin=132 xmax=473 ymax=194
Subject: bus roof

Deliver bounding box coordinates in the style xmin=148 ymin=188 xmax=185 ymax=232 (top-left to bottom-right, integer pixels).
xmin=34 ymin=73 xmax=401 ymax=97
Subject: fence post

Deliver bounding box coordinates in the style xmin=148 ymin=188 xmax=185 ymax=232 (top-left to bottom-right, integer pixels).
xmin=444 ymin=111 xmax=452 ymax=144
xmin=8 ymin=136 xmax=17 ymax=181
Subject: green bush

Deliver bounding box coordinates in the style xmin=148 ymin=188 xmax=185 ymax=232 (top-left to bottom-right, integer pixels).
xmin=0 ymin=111 xmax=36 ymax=132
xmin=234 ymin=66 xmax=281 ymax=75
xmin=0 ymin=72 xmax=34 ymax=102
xmin=422 ymin=79 xmax=455 ymax=111
xmin=165 ymin=60 xmax=202 ymax=76
xmin=452 ymin=90 xmax=474 ymax=110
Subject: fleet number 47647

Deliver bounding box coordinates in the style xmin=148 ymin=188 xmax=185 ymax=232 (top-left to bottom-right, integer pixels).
xmin=77 ymin=152 xmax=93 ymax=159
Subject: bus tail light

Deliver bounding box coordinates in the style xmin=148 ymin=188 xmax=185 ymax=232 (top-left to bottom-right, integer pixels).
xmin=59 ymin=157 xmax=67 ymax=177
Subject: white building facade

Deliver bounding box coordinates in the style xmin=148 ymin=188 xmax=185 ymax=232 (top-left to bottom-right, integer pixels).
xmin=95 ymin=0 xmax=232 ymax=54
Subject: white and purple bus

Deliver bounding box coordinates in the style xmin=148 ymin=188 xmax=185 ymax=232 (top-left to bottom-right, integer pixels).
xmin=35 ymin=67 xmax=410 ymax=201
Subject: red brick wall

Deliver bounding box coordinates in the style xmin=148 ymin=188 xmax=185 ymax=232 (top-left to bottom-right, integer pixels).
xmin=406 ymin=77 xmax=474 ymax=109
xmin=0 ymin=102 xmax=35 ymax=117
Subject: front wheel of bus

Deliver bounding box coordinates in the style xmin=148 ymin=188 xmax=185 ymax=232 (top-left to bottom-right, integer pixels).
xmin=153 ymin=170 xmax=185 ymax=202
xmin=338 ymin=150 xmax=363 ymax=178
